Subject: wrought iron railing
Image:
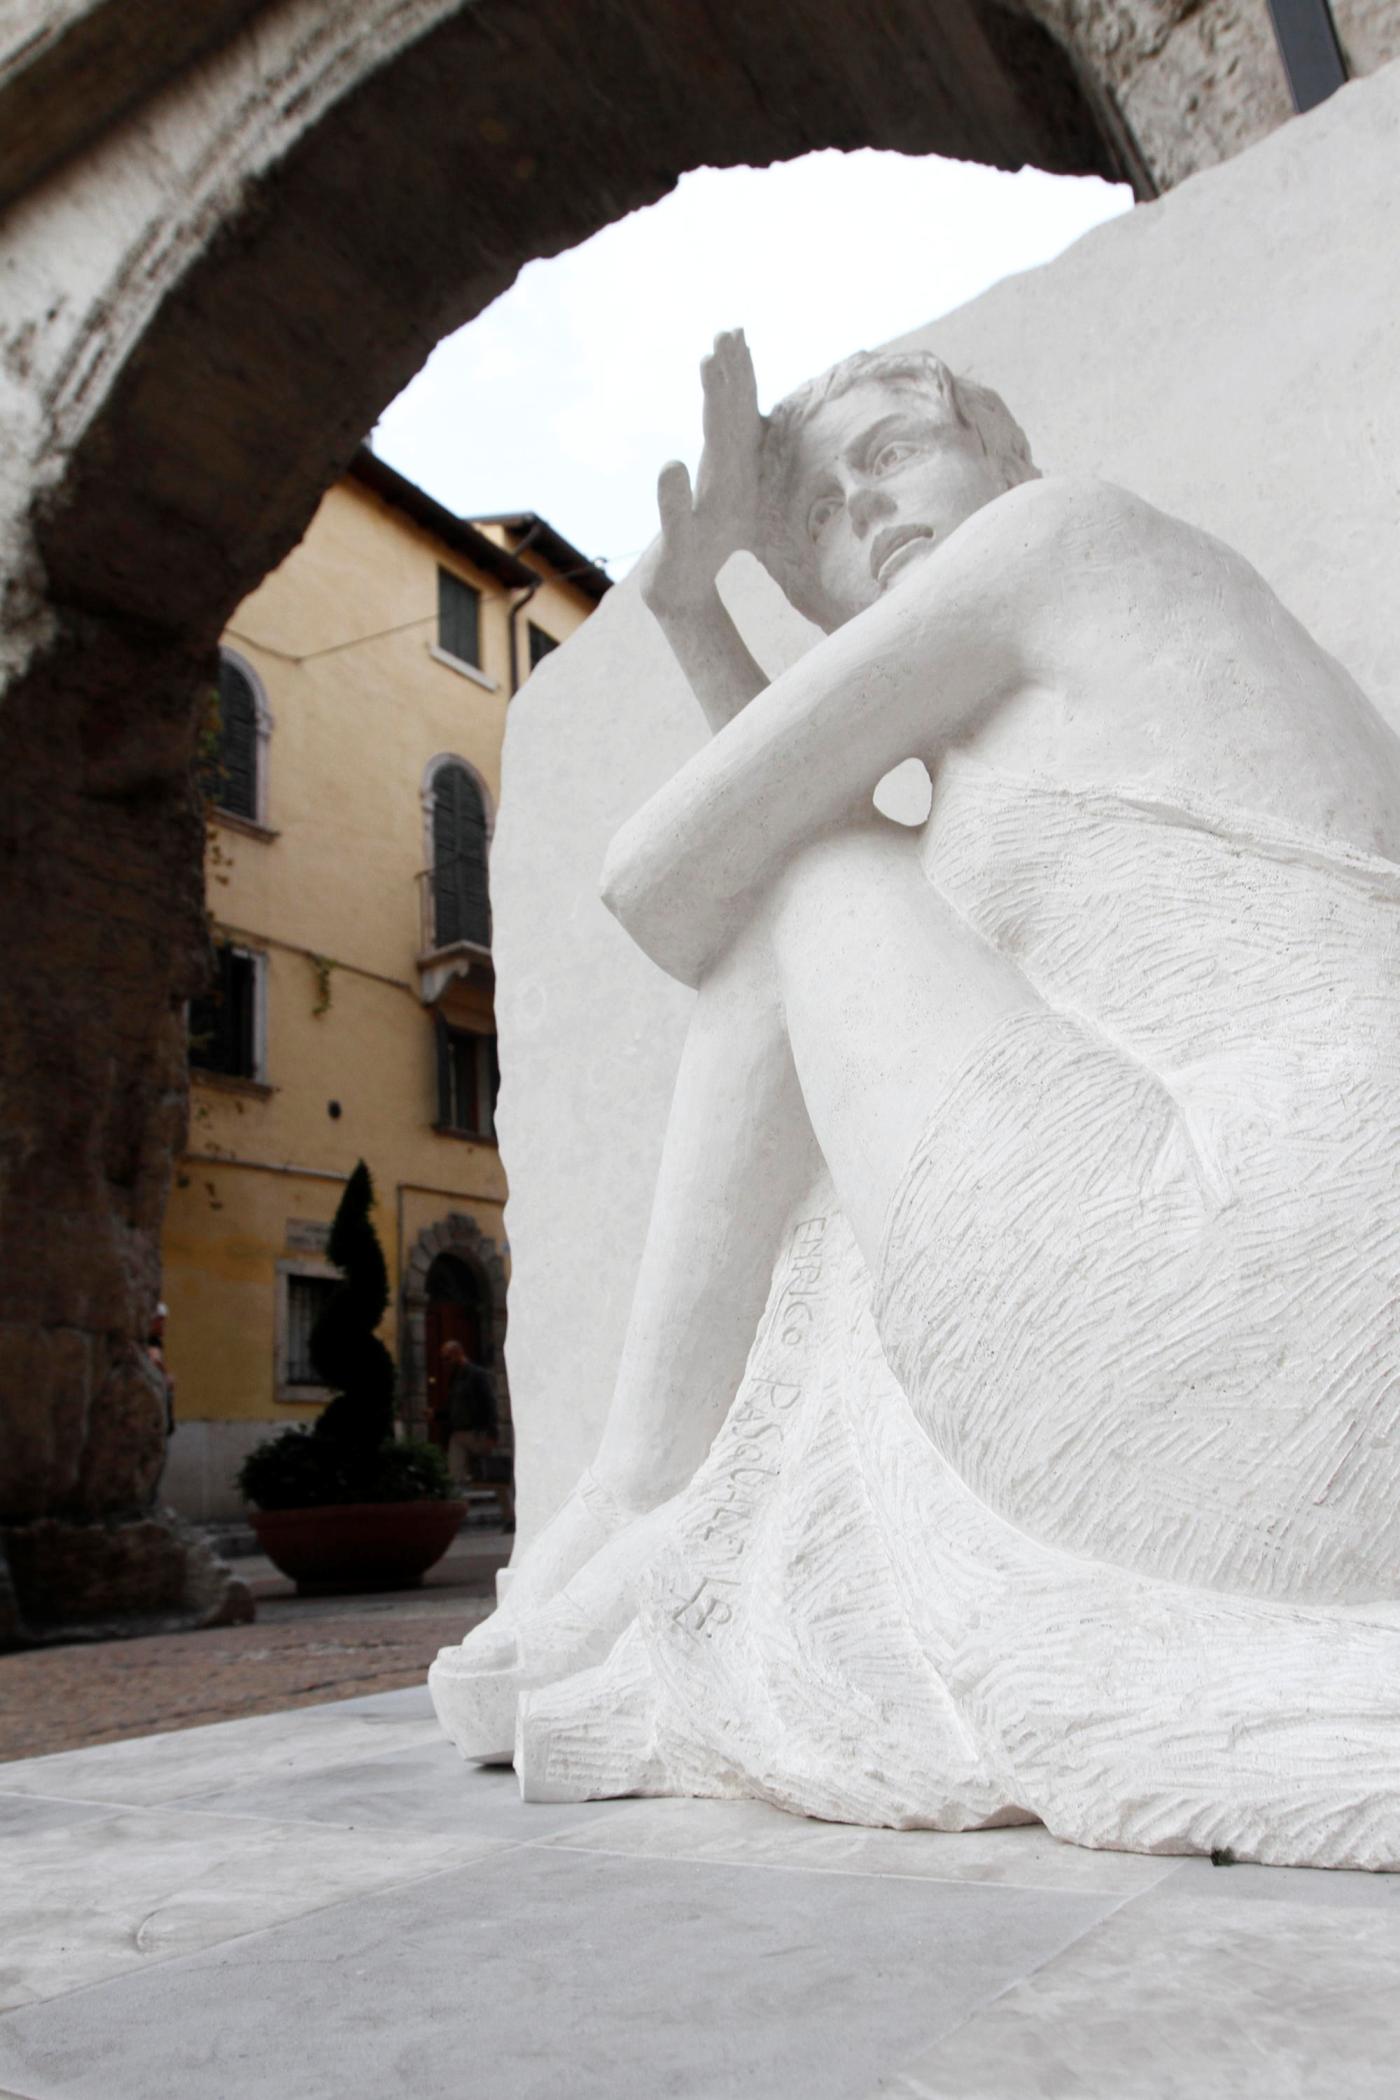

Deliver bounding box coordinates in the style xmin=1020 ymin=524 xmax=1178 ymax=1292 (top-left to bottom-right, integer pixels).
xmin=416 ymin=862 xmax=492 ymax=957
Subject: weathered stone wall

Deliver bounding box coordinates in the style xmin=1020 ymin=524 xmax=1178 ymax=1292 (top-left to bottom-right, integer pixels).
xmin=1029 ymin=0 xmax=1290 ymax=189
xmin=1335 ymin=0 xmax=1400 ymax=71
xmin=1 ymin=0 xmax=1389 ymax=1627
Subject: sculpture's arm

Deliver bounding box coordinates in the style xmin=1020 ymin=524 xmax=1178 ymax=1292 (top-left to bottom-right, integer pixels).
xmin=646 ymin=582 xmax=768 ymax=733
xmin=606 ymin=475 xmax=1111 ymax=985
xmin=638 ymin=329 xmax=768 ymax=733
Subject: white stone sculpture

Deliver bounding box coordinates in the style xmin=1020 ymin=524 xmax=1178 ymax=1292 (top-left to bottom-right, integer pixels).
xmin=432 ymin=331 xmax=1400 ymax=1871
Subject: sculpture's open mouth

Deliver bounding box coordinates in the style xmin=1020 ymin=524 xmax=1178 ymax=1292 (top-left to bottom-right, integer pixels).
xmin=872 ymin=524 xmax=934 ymax=584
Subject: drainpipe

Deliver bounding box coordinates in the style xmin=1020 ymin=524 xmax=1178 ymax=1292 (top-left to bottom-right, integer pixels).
xmin=506 ymin=520 xmax=547 ymax=696
xmin=1266 ymin=0 xmax=1348 ymax=111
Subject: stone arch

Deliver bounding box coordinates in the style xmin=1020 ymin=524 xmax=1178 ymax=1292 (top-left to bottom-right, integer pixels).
xmin=15 ymin=0 xmax=1138 ymax=649
xmin=401 ymin=1212 xmax=510 ymax=1443
xmin=0 ymin=0 xmax=1304 ymax=1623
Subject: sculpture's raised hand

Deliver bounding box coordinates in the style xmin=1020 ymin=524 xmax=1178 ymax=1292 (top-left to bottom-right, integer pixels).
xmin=640 ymin=329 xmax=761 ymax=625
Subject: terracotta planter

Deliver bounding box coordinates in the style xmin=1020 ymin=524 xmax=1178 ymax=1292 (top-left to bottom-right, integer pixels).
xmin=248 ymin=1500 xmax=466 ymax=1595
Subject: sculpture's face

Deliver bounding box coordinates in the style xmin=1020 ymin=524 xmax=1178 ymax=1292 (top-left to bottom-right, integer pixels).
xmin=789 ymin=380 xmax=1007 ymax=628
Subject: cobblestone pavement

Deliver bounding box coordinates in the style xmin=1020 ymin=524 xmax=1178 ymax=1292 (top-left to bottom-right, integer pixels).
xmin=0 ymin=1535 xmax=507 ymax=1762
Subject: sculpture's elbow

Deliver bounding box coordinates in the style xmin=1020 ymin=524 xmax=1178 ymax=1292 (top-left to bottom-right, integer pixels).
xmin=599 ymin=811 xmax=711 ymax=988
xmin=598 ymin=825 xmax=639 ymax=928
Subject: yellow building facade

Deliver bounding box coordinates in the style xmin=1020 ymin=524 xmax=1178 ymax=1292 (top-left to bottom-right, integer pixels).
xmin=160 ymin=453 xmax=607 ymax=1520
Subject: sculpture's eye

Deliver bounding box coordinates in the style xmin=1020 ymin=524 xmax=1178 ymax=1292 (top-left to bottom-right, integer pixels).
xmin=807 ymin=494 xmax=842 ymax=542
xmin=872 ymin=440 xmax=918 ymax=477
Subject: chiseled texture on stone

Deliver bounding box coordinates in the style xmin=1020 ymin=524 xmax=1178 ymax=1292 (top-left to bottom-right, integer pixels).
xmin=450 ymin=1158 xmax=1400 ymax=1869
xmin=435 ymin=65 xmax=1400 ymax=1869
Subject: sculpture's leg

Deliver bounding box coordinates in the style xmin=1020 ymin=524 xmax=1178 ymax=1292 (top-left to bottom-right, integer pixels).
xmin=511 ymin=812 xmax=1030 ymax=1612
xmin=594 ymin=924 xmax=817 ymax=1508
xmin=769 ymin=821 xmax=1039 ymax=1266
xmin=432 ymin=917 xmax=818 ymax=1756
xmin=499 ymin=917 xmax=817 ymax=1622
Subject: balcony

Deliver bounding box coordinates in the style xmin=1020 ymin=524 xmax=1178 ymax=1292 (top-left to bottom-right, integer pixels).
xmin=416 ymin=864 xmax=492 ymax=1006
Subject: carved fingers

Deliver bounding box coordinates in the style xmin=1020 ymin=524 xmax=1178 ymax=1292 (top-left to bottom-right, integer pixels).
xmin=640 ymin=330 xmax=761 ymax=633
xmin=696 ymin=328 xmax=761 ymax=523
xmin=656 ymin=457 xmax=695 ymax=541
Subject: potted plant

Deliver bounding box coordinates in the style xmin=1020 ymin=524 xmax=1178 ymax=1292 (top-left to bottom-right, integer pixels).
xmin=238 ymin=1161 xmax=464 ymax=1592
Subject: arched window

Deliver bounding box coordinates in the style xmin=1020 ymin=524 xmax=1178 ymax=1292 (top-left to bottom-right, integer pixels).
xmin=203 ymin=650 xmax=267 ymax=822
xmin=431 ymin=762 xmax=490 ymax=949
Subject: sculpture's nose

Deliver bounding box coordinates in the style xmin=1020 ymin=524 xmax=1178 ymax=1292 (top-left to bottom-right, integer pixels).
xmin=848 ymin=483 xmax=895 ymax=538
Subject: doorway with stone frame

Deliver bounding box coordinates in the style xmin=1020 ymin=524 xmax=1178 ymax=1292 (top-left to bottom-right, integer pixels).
xmin=401 ymin=1215 xmax=510 ymax=1456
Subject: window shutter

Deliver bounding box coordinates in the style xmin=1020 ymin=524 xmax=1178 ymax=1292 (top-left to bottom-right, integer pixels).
xmin=434 ymin=1009 xmax=452 ymax=1127
xmin=190 ymin=946 xmax=257 ymax=1078
xmin=215 ymin=658 xmax=259 ymax=819
xmin=485 ymin=1034 xmax=500 ymax=1135
xmin=431 ymin=765 xmax=490 ymax=948
xmin=286 ymin=1276 xmax=337 ymax=1384
xmin=438 ymin=570 xmax=481 ymax=667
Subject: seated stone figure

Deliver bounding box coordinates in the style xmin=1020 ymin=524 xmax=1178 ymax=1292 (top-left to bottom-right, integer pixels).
xmin=432 ymin=332 xmax=1400 ymax=1870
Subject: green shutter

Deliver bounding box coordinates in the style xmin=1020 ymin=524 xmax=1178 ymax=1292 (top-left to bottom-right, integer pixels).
xmin=434 ymin=1009 xmax=452 ymax=1126
xmin=214 ymin=658 xmax=258 ymax=818
xmin=438 ymin=570 xmax=481 ymax=667
xmin=431 ymin=765 xmax=490 ymax=948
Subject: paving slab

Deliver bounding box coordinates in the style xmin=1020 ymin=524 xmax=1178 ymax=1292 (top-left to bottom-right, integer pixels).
xmin=164 ymin=1735 xmax=636 ymax=1841
xmin=0 ymin=1703 xmax=440 ymax=1808
xmin=541 ymin=1794 xmax=1179 ymax=1894
xmin=0 ymin=1833 xmax=1114 ymax=2100
xmin=0 ymin=1701 xmax=1397 ymax=2098
xmin=0 ymin=1802 xmax=510 ymax=2013
xmin=886 ymin=1867 xmax=1400 ymax=2099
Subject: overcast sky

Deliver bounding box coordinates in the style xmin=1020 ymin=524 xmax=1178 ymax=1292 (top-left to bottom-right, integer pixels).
xmin=372 ymin=151 xmax=1131 ymax=577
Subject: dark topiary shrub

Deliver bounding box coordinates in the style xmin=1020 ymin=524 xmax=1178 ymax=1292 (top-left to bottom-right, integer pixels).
xmin=237 ymin=1161 xmax=456 ymax=1511
xmin=310 ymin=1161 xmax=396 ymax=1455
xmin=237 ymin=1429 xmax=450 ymax=1511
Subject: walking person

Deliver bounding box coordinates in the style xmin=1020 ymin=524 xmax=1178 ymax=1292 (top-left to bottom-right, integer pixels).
xmin=439 ymin=1339 xmax=515 ymax=1532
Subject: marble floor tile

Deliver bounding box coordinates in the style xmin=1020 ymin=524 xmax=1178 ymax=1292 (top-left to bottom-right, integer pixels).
xmin=0 ymin=1802 xmax=509 ymax=2012
xmin=318 ymin=1685 xmax=438 ymax=1722
xmin=885 ymin=1876 xmax=1400 ymax=2099
xmin=0 ymin=1841 xmax=1115 ymax=2100
xmin=0 ymin=1794 xmax=118 ymax=1837
xmin=170 ymin=1736 xmax=635 ymax=1840
xmin=0 ymin=1706 xmax=439 ymax=1809
xmin=542 ymin=1794 xmax=1178 ymax=1894
xmin=1151 ymin=1851 xmax=1400 ymax=1912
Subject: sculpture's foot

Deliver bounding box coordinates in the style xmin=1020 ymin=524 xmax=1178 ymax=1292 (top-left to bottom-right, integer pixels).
xmin=516 ymin=1621 xmax=672 ymax=1802
xmin=430 ymin=1470 xmax=668 ymax=1763
xmin=429 ymin=1631 xmax=523 ymax=1764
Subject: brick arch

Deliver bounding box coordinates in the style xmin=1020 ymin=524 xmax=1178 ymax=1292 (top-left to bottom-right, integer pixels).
xmin=401 ymin=1214 xmax=510 ymax=1445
